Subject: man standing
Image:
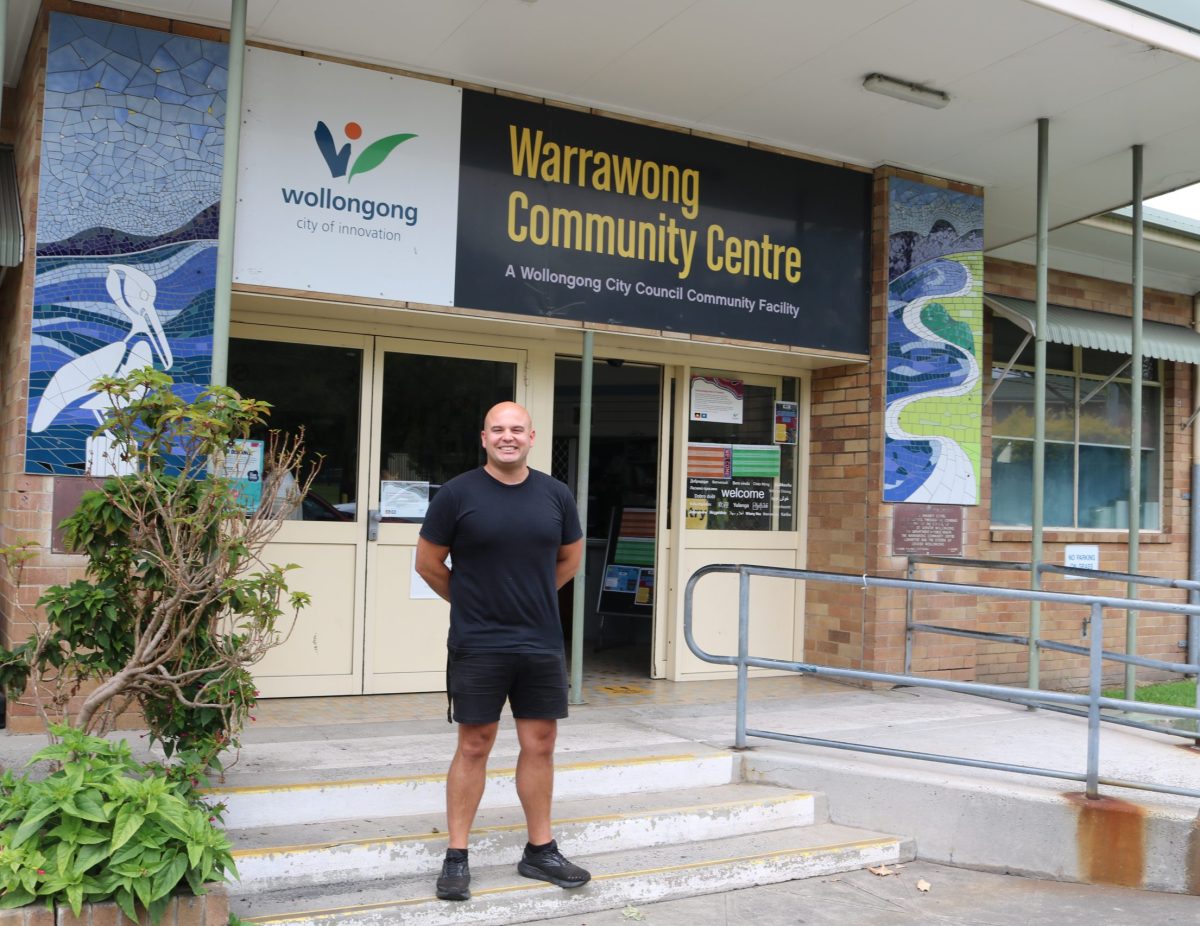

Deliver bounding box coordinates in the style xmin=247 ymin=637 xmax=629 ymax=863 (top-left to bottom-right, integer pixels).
xmin=415 ymin=401 xmax=589 ymax=902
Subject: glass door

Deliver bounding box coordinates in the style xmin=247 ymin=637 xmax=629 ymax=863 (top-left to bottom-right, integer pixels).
xmin=674 ymin=368 xmax=803 ymax=679
xmin=228 ymin=326 xmax=373 ymax=697
xmin=362 ymin=338 xmax=524 ymax=693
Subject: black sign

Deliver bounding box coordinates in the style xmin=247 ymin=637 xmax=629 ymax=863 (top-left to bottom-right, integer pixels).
xmin=455 ymin=91 xmax=870 ymax=353
xmin=686 ymin=477 xmax=775 ymax=530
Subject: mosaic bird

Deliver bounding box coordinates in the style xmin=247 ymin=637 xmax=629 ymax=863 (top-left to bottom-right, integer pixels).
xmin=31 ymin=264 xmax=173 ymax=473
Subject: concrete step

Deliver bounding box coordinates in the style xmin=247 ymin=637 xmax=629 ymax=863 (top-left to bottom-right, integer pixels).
xmin=230 ymin=782 xmax=823 ymax=892
xmin=233 ymin=823 xmax=914 ymax=926
xmin=211 ymin=747 xmax=737 ymax=829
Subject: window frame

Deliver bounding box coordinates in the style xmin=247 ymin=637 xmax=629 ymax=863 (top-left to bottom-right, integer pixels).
xmin=989 ymin=316 xmax=1164 ymax=531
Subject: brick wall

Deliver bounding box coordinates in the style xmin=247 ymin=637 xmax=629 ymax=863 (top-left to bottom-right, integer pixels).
xmin=0 ymin=7 xmax=51 ymax=734
xmin=803 ymin=163 xmax=1195 ymax=691
xmin=963 ymin=259 xmax=1194 ymax=690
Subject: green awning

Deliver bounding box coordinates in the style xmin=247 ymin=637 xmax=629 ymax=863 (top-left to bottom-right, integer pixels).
xmin=0 ymin=146 xmax=22 ymax=268
xmin=984 ymin=294 xmax=1200 ymax=364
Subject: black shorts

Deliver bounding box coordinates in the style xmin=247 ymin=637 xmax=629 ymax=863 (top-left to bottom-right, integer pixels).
xmin=447 ymin=649 xmax=569 ymax=724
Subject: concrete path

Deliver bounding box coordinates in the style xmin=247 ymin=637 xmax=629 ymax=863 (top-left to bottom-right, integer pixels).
xmin=539 ymin=859 xmax=1200 ymax=925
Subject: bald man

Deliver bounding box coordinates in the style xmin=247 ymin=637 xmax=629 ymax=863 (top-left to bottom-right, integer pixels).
xmin=415 ymin=402 xmax=587 ymax=902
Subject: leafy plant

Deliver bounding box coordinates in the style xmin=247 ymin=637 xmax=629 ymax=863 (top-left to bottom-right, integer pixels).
xmin=0 ymin=368 xmax=313 ymax=766
xmin=0 ymin=726 xmax=235 ymax=922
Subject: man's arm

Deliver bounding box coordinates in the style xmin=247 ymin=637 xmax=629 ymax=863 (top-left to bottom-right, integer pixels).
xmin=555 ymin=538 xmax=584 ymax=590
xmin=415 ymin=537 xmax=452 ymax=602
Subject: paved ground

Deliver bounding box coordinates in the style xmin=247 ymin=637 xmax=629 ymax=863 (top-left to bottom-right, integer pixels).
xmin=541 ymin=860 xmax=1200 ymax=925
xmin=4 ymin=646 xmax=1197 ymax=922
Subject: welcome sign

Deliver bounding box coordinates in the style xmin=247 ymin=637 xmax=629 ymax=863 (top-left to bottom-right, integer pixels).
xmin=234 ymin=49 xmax=462 ymax=305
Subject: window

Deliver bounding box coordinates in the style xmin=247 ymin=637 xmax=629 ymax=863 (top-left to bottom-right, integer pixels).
xmin=229 ymin=338 xmax=363 ymax=522
xmin=990 ymin=317 xmax=1161 ymax=530
xmin=685 ymin=372 xmax=799 ymax=531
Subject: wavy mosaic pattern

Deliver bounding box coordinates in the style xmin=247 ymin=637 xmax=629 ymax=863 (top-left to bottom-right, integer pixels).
xmin=26 ymin=13 xmax=226 ymax=475
xmin=884 ymin=179 xmax=983 ymax=505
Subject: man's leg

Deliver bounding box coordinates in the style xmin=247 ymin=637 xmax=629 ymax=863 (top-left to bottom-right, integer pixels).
xmin=510 ymin=654 xmax=589 ymax=889
xmin=514 ymin=717 xmax=556 ymax=845
xmin=447 ymin=721 xmax=499 ymax=848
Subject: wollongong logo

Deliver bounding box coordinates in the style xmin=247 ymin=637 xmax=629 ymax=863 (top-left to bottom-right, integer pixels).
xmin=314 ymin=120 xmax=416 ymax=182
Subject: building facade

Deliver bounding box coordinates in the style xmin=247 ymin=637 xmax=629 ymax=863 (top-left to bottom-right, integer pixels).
xmin=1 ymin=1 xmax=1198 ymax=729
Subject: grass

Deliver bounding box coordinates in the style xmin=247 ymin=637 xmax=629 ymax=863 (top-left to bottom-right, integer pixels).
xmin=1100 ymin=679 xmax=1197 ymax=707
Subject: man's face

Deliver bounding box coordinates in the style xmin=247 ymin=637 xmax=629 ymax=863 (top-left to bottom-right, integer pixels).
xmin=481 ymin=403 xmax=534 ymax=471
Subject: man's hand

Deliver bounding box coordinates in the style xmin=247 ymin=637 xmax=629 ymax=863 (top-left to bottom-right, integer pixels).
xmin=555 ymin=539 xmax=584 ymax=590
xmin=415 ymin=537 xmax=453 ymax=602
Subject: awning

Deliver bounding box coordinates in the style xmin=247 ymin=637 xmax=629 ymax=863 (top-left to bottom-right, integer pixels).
xmin=984 ymin=294 xmax=1200 ymax=364
xmin=0 ymin=145 xmax=22 ymax=268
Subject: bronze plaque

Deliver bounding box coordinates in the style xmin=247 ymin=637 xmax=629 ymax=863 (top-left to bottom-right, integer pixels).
xmin=892 ymin=504 xmax=964 ymax=556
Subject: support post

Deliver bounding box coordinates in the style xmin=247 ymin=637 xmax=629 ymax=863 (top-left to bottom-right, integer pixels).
xmin=1192 ymin=293 xmax=1200 ymax=709
xmin=1126 ymin=144 xmax=1144 ymax=699
xmin=210 ymin=0 xmax=247 ymax=387
xmin=1086 ymin=602 xmax=1103 ymax=799
xmin=569 ymin=331 xmax=594 ymax=705
xmin=1030 ymin=117 xmax=1049 ymax=693
xmin=736 ymin=567 xmax=750 ymax=749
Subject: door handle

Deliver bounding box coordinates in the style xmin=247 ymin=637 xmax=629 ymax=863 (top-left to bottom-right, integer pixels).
xmin=368 ymin=508 xmax=381 ymax=541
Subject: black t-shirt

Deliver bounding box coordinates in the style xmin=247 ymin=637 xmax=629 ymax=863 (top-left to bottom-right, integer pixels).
xmin=419 ymin=467 xmax=583 ymax=653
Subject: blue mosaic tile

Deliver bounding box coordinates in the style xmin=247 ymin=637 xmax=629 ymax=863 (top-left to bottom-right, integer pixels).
xmin=27 ymin=13 xmax=226 ymax=476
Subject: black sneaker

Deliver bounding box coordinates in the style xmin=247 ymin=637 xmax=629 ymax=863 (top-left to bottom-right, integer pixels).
xmin=436 ymin=853 xmax=470 ymax=901
xmin=517 ymin=840 xmax=591 ymax=888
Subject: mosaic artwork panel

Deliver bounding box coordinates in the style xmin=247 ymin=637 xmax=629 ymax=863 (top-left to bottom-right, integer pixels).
xmin=27 ymin=13 xmax=226 ymax=475
xmin=884 ymin=179 xmax=983 ymax=505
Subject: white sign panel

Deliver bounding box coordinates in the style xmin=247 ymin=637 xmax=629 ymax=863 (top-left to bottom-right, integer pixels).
xmin=690 ymin=375 xmax=744 ymax=424
xmin=381 ymin=480 xmax=429 ymax=519
xmin=1064 ymin=544 xmax=1099 ymax=577
xmin=235 ymin=48 xmax=461 ymax=304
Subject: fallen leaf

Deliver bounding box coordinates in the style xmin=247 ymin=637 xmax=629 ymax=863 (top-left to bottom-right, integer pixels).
xmin=916 ymin=878 xmax=931 ymax=892
xmin=622 ymin=905 xmax=646 ymax=920
xmin=868 ymin=865 xmax=894 ymax=877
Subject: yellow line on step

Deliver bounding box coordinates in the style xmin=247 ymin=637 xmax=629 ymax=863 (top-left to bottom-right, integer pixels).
xmin=231 ymin=793 xmax=814 ymax=858
xmin=241 ymin=836 xmax=899 ymax=924
xmin=206 ymin=752 xmax=712 ymax=796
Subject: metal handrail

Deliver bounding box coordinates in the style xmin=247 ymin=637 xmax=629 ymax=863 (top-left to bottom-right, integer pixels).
xmin=905 ymin=555 xmax=1200 ymax=735
xmin=683 ymin=563 xmax=1200 ymax=801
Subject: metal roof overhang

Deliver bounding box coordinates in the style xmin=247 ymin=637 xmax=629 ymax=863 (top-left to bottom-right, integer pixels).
xmin=11 ymin=0 xmax=1200 ymax=252
xmin=0 ymin=146 xmax=22 ymax=269
xmin=984 ymin=293 xmax=1200 ymax=364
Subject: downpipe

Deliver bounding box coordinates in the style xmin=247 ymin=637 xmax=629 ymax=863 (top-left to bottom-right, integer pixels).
xmin=1191 ymin=292 xmax=1200 ymax=686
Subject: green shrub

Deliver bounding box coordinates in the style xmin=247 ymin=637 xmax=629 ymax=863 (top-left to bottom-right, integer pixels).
xmin=0 ymin=368 xmax=311 ymax=766
xmin=0 ymin=726 xmax=235 ymax=922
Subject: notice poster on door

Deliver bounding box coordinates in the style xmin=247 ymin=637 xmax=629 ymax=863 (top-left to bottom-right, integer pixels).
xmin=775 ymin=400 xmax=798 ymax=445
xmin=381 ymin=480 xmax=429 ymax=519
xmin=214 ymin=439 xmax=265 ymax=513
xmin=690 ymin=375 xmax=743 ymax=423
xmin=686 ymin=477 xmax=774 ymax=530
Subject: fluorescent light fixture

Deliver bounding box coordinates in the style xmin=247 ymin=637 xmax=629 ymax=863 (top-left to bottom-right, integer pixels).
xmin=863 ymin=73 xmax=950 ymax=110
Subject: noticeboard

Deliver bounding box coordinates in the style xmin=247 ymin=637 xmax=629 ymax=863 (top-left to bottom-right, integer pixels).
xmin=596 ymin=507 xmax=656 ymax=618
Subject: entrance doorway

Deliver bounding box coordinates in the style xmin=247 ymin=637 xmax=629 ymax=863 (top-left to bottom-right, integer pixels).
xmin=552 ymin=357 xmax=663 ymax=678
xmin=227 ymin=327 xmax=524 ymax=696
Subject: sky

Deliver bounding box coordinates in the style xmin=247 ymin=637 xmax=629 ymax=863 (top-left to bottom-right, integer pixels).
xmin=1146 ymin=186 xmax=1200 ymax=221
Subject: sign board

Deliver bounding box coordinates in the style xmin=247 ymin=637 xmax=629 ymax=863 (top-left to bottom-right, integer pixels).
xmin=891 ymin=504 xmax=964 ymax=556
xmin=236 ymin=48 xmax=462 ymax=304
xmin=455 ymin=90 xmax=870 ymax=353
xmin=596 ymin=508 xmax=656 ymax=618
xmin=690 ymin=375 xmax=743 ymax=423
xmin=1064 ymin=544 xmax=1100 ymax=577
